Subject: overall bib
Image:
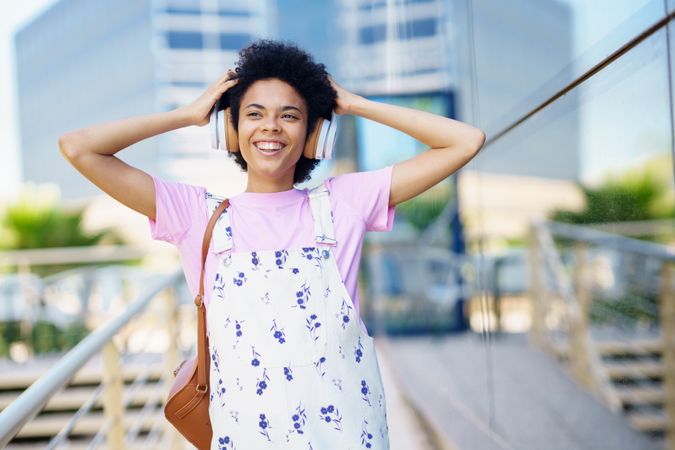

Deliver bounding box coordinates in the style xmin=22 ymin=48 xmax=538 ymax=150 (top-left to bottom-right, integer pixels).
xmin=204 ymin=181 xmax=390 ymax=450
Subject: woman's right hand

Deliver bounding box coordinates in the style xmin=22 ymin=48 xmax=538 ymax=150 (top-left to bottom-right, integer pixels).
xmin=180 ymin=69 xmax=239 ymax=127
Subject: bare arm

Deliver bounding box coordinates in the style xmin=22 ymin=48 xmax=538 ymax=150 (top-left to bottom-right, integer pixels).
xmin=330 ymin=78 xmax=486 ymax=207
xmin=59 ymin=71 xmax=239 ymax=221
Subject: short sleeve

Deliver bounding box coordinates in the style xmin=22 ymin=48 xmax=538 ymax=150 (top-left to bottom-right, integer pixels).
xmin=327 ymin=165 xmax=396 ymax=232
xmin=147 ymin=175 xmax=206 ymax=245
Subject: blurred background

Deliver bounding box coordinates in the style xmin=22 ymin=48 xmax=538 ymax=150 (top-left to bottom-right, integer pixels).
xmin=0 ymin=0 xmax=674 ymax=449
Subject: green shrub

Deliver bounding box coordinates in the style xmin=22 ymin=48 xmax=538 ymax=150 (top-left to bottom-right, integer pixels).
xmin=551 ymin=156 xmax=675 ymax=225
xmin=0 ymin=183 xmax=130 ymax=277
xmin=398 ymin=184 xmax=452 ymax=232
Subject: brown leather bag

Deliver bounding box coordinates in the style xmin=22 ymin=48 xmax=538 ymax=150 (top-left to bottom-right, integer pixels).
xmin=164 ymin=198 xmax=230 ymax=450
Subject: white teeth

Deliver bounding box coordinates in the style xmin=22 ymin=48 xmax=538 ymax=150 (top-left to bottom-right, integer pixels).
xmin=255 ymin=142 xmax=284 ymax=151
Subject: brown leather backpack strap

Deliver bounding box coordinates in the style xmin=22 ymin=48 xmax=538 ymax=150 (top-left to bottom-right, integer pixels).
xmin=194 ymin=198 xmax=230 ymax=392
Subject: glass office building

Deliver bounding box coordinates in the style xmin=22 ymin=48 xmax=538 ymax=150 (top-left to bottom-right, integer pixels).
xmin=15 ymin=0 xmax=273 ymax=199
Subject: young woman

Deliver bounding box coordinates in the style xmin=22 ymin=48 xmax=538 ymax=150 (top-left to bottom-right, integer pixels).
xmin=59 ymin=40 xmax=485 ymax=449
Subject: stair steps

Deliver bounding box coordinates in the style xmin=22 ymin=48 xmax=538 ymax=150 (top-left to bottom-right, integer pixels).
xmin=595 ymin=338 xmax=668 ymax=436
xmin=0 ymin=355 xmax=177 ymax=448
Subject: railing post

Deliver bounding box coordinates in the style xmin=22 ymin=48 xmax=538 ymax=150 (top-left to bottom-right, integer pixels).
xmin=528 ymin=223 xmax=548 ymax=351
xmin=165 ymin=284 xmax=186 ymax=450
xmin=660 ymin=261 xmax=675 ymax=450
xmin=18 ymin=258 xmax=35 ymax=360
xmin=569 ymin=242 xmax=595 ymax=391
xmin=102 ymin=341 xmax=125 ymax=450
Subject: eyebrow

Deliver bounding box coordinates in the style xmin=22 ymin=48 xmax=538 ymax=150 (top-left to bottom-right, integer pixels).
xmin=244 ymin=103 xmax=303 ymax=114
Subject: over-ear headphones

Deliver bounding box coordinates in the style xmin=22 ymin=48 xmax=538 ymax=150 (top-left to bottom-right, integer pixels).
xmin=209 ymin=91 xmax=337 ymax=160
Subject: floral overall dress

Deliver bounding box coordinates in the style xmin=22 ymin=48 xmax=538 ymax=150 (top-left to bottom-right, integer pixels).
xmin=204 ymin=181 xmax=390 ymax=450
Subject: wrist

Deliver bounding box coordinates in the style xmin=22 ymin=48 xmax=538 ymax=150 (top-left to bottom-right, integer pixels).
xmin=347 ymin=95 xmax=369 ymax=116
xmin=173 ymin=105 xmax=198 ymax=127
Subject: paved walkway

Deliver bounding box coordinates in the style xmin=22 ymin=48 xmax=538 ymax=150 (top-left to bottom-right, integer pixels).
xmin=375 ymin=339 xmax=446 ymax=450
xmin=379 ymin=332 xmax=661 ymax=450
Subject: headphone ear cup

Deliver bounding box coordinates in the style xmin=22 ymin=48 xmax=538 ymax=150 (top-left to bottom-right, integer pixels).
xmin=303 ymin=118 xmax=323 ymax=159
xmin=304 ymin=112 xmax=337 ymax=160
xmin=224 ymin=107 xmax=239 ymax=152
xmin=210 ymin=106 xmax=219 ymax=150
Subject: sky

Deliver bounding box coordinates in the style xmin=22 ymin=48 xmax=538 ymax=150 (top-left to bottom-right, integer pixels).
xmin=0 ymin=0 xmax=59 ymax=201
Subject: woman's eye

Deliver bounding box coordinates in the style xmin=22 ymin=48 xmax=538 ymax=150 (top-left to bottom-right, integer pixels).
xmin=247 ymin=111 xmax=261 ymax=118
xmin=282 ymin=114 xmax=298 ymax=120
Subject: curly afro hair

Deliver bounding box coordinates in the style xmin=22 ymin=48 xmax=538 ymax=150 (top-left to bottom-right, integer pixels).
xmin=223 ymin=39 xmax=337 ymax=185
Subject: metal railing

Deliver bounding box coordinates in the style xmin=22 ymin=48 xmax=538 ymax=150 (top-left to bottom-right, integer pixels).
xmin=0 ymin=245 xmax=189 ymax=449
xmin=528 ymin=219 xmax=675 ymax=447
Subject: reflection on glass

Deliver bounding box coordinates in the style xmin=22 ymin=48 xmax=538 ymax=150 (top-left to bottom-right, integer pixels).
xmin=458 ymin=25 xmax=673 ymax=449
xmin=466 ymin=0 xmax=664 ymax=133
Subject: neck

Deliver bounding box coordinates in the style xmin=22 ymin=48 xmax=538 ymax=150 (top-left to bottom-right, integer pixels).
xmin=245 ymin=175 xmax=295 ymax=193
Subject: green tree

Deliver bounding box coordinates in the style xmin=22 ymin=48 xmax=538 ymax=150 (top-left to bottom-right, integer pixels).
xmin=398 ymin=183 xmax=452 ymax=232
xmin=0 ymin=183 xmax=129 ymax=276
xmin=552 ymin=156 xmax=675 ymax=224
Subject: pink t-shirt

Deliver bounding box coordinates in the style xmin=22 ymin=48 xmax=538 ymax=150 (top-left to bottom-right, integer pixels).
xmin=147 ymin=165 xmax=396 ymax=329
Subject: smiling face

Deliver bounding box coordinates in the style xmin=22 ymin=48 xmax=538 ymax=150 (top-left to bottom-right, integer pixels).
xmin=237 ymin=78 xmax=309 ymax=192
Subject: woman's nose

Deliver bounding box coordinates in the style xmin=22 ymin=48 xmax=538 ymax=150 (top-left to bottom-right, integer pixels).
xmin=261 ymin=116 xmax=281 ymax=132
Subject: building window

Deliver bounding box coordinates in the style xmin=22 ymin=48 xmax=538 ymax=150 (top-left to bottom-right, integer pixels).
xmin=167 ymin=31 xmax=203 ymax=49
xmin=358 ymin=18 xmax=437 ymax=44
xmin=359 ymin=24 xmax=387 ymax=44
xmin=220 ymin=33 xmax=251 ymax=50
xmin=406 ymin=18 xmax=436 ymax=39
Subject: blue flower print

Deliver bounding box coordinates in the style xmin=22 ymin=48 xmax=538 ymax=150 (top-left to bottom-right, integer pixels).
xmin=211 ymin=347 xmax=222 ymax=374
xmin=213 ymin=273 xmax=226 ymax=299
xmin=301 ymin=247 xmax=324 ymax=270
xmin=292 ymin=282 xmax=311 ymax=310
xmin=314 ymin=355 xmax=326 ymax=377
xmin=260 ymin=291 xmax=271 ymax=305
xmin=283 ymin=366 xmax=294 ymax=381
xmin=287 ymin=402 xmax=308 ymax=436
xmin=361 ymin=420 xmax=374 ymax=448
xmin=319 ymin=404 xmax=342 ymax=431
xmin=251 ymin=251 xmax=261 ymax=271
xmin=251 ymin=346 xmax=262 ymax=367
xmin=233 ymin=271 xmax=247 ymax=287
xmin=338 ymin=299 xmax=353 ymax=330
xmin=218 ymin=434 xmax=235 ymax=450
xmin=259 ymin=413 xmax=272 ymax=441
xmin=216 ymin=378 xmax=226 ymax=407
xmin=270 ymin=320 xmax=286 ymax=344
xmin=225 ymin=225 xmax=232 ymax=240
xmin=275 ymin=250 xmax=289 ymax=269
xmin=305 ymin=314 xmax=321 ymax=341
xmin=361 ymin=379 xmax=372 ymax=406
xmin=256 ymin=368 xmax=270 ymax=396
xmin=292 ymin=267 xmax=300 ymax=275
xmin=354 ymin=337 xmax=365 ymax=363
xmin=234 ymin=320 xmax=244 ymax=340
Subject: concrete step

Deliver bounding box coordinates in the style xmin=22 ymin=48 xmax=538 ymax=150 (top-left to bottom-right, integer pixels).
xmin=614 ymin=385 xmax=664 ymax=406
xmin=596 ymin=340 xmax=662 ymax=357
xmin=627 ymin=410 xmax=667 ymax=433
xmin=13 ymin=409 xmax=163 ymax=438
xmin=0 ymin=383 xmax=166 ymax=411
xmin=603 ymin=360 xmax=663 ymax=380
xmin=0 ymin=361 xmax=165 ymax=391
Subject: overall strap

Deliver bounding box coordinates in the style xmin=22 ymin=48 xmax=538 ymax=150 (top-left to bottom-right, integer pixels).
xmin=194 ymin=194 xmax=229 ymax=394
xmin=308 ymin=181 xmax=337 ymax=247
xmin=205 ymin=191 xmax=234 ymax=254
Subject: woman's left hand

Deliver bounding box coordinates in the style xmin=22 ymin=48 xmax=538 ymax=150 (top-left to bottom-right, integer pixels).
xmin=329 ymin=76 xmax=363 ymax=115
